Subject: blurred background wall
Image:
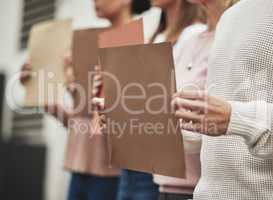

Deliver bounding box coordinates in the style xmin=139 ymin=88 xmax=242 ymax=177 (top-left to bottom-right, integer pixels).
xmin=0 ymin=0 xmax=160 ymax=200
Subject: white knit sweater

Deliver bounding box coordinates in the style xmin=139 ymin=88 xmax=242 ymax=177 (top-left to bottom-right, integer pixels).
xmin=194 ymin=0 xmax=273 ymax=199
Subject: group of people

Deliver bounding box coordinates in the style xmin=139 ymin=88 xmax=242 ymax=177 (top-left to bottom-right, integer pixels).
xmin=20 ymin=0 xmax=273 ymax=200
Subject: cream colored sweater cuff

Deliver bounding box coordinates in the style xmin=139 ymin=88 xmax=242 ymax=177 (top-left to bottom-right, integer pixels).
xmin=226 ymin=101 xmax=273 ymax=159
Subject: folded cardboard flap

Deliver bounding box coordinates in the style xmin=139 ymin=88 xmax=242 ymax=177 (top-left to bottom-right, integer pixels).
xmin=99 ymin=43 xmax=185 ymax=178
xmin=98 ymin=19 xmax=144 ymax=48
xmin=25 ymin=19 xmax=72 ymax=107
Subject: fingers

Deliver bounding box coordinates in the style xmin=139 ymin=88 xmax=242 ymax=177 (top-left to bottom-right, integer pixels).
xmin=181 ymin=122 xmax=202 ymax=133
xmin=44 ymin=104 xmax=59 ymax=116
xmin=20 ymin=71 xmax=32 ymax=82
xmin=92 ymin=65 xmax=103 ymax=97
xmin=98 ymin=114 xmax=107 ymax=131
xmin=22 ymin=61 xmax=32 ymax=71
xmin=63 ymin=51 xmax=75 ymax=94
xmin=20 ymin=61 xmax=32 ymax=84
xmin=64 ymin=65 xmax=75 ymax=83
xmin=100 ymin=114 xmax=106 ymax=124
xmin=172 ymin=97 xmax=207 ymax=113
xmin=172 ymin=90 xmax=209 ymax=134
xmin=94 ymin=73 xmax=103 ymax=83
xmin=92 ymin=74 xmax=103 ymax=97
xmin=65 ymin=67 xmax=74 ymax=78
xmin=65 ymin=67 xmax=76 ymax=89
xmin=94 ymin=65 xmax=101 ymax=72
xmin=93 ymin=98 xmax=106 ymax=132
xmin=67 ymin=82 xmax=77 ymax=94
xmin=173 ymin=90 xmax=208 ymax=101
xmin=64 ymin=64 xmax=77 ymax=95
xmin=63 ymin=51 xmax=72 ymax=67
xmin=92 ymin=97 xmax=105 ymax=111
xmin=175 ymin=109 xmax=204 ymax=123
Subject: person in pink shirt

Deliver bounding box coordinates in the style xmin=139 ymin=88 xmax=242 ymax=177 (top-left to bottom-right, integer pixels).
xmin=19 ymin=1 xmax=151 ymax=200
xmin=154 ymin=0 xmax=239 ymax=200
xmin=93 ymin=1 xmax=205 ymax=200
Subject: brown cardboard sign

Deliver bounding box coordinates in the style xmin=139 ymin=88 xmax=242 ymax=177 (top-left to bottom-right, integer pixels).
xmin=72 ymin=28 xmax=102 ymax=116
xmin=99 ymin=43 xmax=185 ymax=178
xmin=98 ymin=19 xmax=144 ymax=48
xmin=72 ymin=19 xmax=144 ymax=116
xmin=25 ymin=19 xmax=72 ymax=107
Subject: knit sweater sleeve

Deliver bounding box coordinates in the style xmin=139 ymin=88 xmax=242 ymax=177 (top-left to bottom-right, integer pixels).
xmin=227 ymin=101 xmax=273 ymax=159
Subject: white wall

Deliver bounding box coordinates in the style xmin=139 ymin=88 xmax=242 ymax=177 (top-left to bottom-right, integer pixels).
xmin=0 ymin=0 xmax=161 ymax=200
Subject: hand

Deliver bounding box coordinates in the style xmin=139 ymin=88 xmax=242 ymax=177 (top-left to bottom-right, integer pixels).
xmin=92 ymin=97 xmax=106 ymax=131
xmin=63 ymin=51 xmax=77 ymax=96
xmin=92 ymin=65 xmax=103 ymax=97
xmin=98 ymin=114 xmax=107 ymax=130
xmin=44 ymin=104 xmax=60 ymax=117
xmin=92 ymin=97 xmax=105 ymax=111
xmin=172 ymin=90 xmax=232 ymax=136
xmin=20 ymin=61 xmax=32 ymax=84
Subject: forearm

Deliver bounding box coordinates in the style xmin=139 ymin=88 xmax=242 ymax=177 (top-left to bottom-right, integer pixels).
xmin=227 ymin=101 xmax=273 ymax=159
xmin=182 ymin=130 xmax=202 ymax=154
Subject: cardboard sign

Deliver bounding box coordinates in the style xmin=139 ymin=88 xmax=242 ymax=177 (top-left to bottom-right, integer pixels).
xmin=72 ymin=28 xmax=101 ymax=116
xmin=72 ymin=19 xmax=144 ymax=116
xmin=98 ymin=19 xmax=144 ymax=48
xmin=99 ymin=43 xmax=185 ymax=178
xmin=25 ymin=19 xmax=72 ymax=107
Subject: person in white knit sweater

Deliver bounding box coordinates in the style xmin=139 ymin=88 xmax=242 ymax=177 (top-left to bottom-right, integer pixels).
xmin=172 ymin=0 xmax=273 ymax=199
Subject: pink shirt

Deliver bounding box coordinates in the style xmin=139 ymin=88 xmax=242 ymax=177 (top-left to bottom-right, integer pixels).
xmin=64 ymin=113 xmax=120 ymax=176
xmin=153 ymin=25 xmax=215 ymax=194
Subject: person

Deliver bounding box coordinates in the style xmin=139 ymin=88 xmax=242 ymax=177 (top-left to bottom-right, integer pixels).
xmin=172 ymin=0 xmax=273 ymax=199
xmin=94 ymin=0 xmax=150 ymax=27
xmin=151 ymin=0 xmax=237 ymax=200
xmin=150 ymin=0 xmax=206 ymax=200
xmin=92 ymin=1 xmax=205 ymax=200
xmin=20 ymin=1 xmax=150 ymax=200
xmin=94 ymin=1 xmax=160 ymax=200
xmin=150 ymin=0 xmax=205 ymax=43
xmin=95 ymin=1 xmax=162 ymax=200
